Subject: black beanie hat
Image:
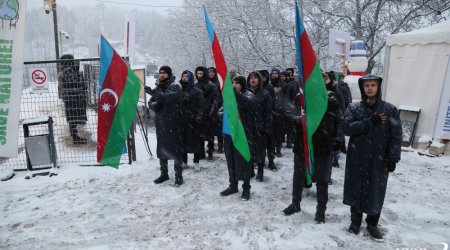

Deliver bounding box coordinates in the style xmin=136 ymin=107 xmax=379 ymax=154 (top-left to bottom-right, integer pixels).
xmin=159 ymin=65 xmax=172 ymax=77
xmin=232 ymin=76 xmax=247 ymax=88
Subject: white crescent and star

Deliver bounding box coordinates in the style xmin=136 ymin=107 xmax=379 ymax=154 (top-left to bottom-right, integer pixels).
xmin=99 ymin=88 xmax=119 ymax=112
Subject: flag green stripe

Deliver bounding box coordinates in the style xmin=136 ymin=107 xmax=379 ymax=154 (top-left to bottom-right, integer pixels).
xmin=305 ymin=62 xmax=328 ymax=174
xmin=100 ymin=69 xmax=141 ymax=168
xmin=222 ymin=75 xmax=251 ymax=162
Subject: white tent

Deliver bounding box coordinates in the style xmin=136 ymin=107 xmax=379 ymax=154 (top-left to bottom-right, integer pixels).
xmin=383 ymin=20 xmax=450 ymax=144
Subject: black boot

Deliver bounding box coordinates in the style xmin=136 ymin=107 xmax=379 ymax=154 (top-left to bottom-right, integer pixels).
xmin=154 ymin=174 xmax=169 ymax=184
xmin=367 ymin=225 xmax=383 ymax=240
xmin=72 ymin=134 xmax=87 ymax=144
xmin=332 ymin=159 xmax=339 ymax=168
xmin=241 ymin=181 xmax=251 ymax=201
xmin=348 ymin=207 xmax=362 ymax=235
xmin=154 ymin=160 xmax=170 ymax=184
xmin=220 ymin=182 xmax=238 ymax=196
xmin=256 ymin=163 xmax=264 ymax=182
xmin=175 ymin=173 xmax=183 ymax=186
xmin=283 ymin=202 xmax=301 ymax=216
xmin=366 ymin=214 xmax=383 ymax=239
xmin=268 ymin=158 xmax=277 ymax=171
xmin=207 ymin=151 xmax=214 ymax=161
xmin=276 ymin=148 xmax=282 ymax=157
xmin=250 ymin=164 xmax=256 ymax=178
xmin=314 ymin=203 xmax=326 ymax=223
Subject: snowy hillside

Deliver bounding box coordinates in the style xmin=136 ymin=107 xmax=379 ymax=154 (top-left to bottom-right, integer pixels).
xmin=1 ymin=127 xmax=449 ymax=249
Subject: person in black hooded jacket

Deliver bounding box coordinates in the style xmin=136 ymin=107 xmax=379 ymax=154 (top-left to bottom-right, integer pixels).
xmin=219 ymin=76 xmax=256 ymax=201
xmin=258 ymin=69 xmax=276 ymax=171
xmin=323 ymin=71 xmax=346 ymax=170
xmin=247 ymin=72 xmax=273 ymax=181
xmin=282 ymin=86 xmax=342 ymax=224
xmin=145 ymin=66 xmax=185 ymax=186
xmin=60 ymin=54 xmax=88 ymax=144
xmin=180 ymin=70 xmax=204 ymax=170
xmin=270 ymin=68 xmax=288 ymax=157
xmin=208 ymin=67 xmax=224 ymax=153
xmin=195 ymin=66 xmax=219 ymax=161
xmin=343 ymin=74 xmax=401 ymax=240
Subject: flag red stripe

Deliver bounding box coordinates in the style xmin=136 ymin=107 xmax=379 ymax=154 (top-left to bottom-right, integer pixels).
xmin=300 ymin=30 xmax=317 ymax=82
xmin=97 ymin=52 xmax=128 ymax=161
xmin=212 ymin=33 xmax=227 ymax=90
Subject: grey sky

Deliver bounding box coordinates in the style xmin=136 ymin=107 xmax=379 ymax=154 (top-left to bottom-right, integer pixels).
xmin=27 ymin=0 xmax=184 ymax=15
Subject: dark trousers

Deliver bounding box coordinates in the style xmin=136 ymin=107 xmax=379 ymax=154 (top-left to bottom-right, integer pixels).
xmin=351 ymin=206 xmax=380 ymax=226
xmin=69 ymin=124 xmax=78 ymax=136
xmin=266 ymin=133 xmax=275 ymax=160
xmin=182 ymin=153 xmax=201 ymax=164
xmin=223 ymin=135 xmax=251 ymax=190
xmin=159 ymin=159 xmax=182 ymax=175
xmin=292 ymin=153 xmax=333 ymax=208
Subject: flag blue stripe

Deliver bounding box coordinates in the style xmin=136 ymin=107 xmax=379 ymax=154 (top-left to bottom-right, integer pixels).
xmin=99 ymin=36 xmax=113 ymax=90
xmin=222 ymin=107 xmax=231 ymax=135
xmin=295 ymin=2 xmax=304 ymax=84
xmin=203 ymin=6 xmax=215 ymax=44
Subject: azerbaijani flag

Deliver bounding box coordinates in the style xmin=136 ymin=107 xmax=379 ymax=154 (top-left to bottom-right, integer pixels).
xmin=97 ymin=36 xmax=141 ymax=168
xmin=203 ymin=6 xmax=251 ymax=162
xmin=294 ymin=2 xmax=328 ymax=185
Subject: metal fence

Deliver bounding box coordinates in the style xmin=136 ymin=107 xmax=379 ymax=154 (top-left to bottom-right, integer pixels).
xmin=0 ymin=58 xmax=130 ymax=170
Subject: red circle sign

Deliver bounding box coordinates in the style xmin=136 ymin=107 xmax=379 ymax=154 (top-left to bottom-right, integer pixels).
xmin=32 ymin=70 xmax=47 ymax=84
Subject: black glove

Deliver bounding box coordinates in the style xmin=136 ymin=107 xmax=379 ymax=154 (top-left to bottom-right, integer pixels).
xmin=195 ymin=116 xmax=202 ymax=124
xmin=385 ymin=161 xmax=396 ymax=172
xmin=369 ymin=112 xmax=382 ymax=126
xmin=144 ymin=86 xmax=154 ymax=95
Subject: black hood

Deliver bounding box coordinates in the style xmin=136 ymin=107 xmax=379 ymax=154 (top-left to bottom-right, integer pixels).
xmin=358 ymin=74 xmax=383 ymax=101
xmin=247 ymin=71 xmax=263 ymax=90
xmin=180 ymin=70 xmax=195 ymax=89
xmin=208 ymin=67 xmax=218 ymax=81
xmin=258 ymin=70 xmax=270 ymax=86
xmin=233 ymin=75 xmax=247 ymax=90
xmin=195 ymin=66 xmax=208 ymax=82
xmin=325 ymin=71 xmax=336 ymax=91
xmin=60 ymin=54 xmax=79 ymax=71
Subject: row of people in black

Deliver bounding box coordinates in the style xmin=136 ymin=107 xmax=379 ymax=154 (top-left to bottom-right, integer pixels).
xmin=145 ymin=66 xmax=402 ymax=240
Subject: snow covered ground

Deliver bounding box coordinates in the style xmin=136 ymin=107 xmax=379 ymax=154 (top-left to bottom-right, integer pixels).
xmin=1 ymin=128 xmax=450 ymax=249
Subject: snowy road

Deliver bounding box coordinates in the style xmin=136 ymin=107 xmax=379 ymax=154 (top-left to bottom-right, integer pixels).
xmin=1 ymin=128 xmax=449 ymax=249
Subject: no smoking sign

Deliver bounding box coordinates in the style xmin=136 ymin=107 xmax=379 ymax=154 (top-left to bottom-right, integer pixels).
xmin=30 ymin=68 xmax=49 ymax=93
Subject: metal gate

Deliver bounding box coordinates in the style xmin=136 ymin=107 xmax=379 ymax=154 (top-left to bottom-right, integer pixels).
xmin=0 ymin=58 xmax=131 ymax=170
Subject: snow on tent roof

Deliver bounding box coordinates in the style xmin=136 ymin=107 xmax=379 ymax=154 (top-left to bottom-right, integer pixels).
xmin=386 ymin=20 xmax=450 ymax=46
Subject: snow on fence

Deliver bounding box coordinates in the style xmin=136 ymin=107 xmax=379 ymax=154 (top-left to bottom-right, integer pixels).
xmin=0 ymin=58 xmax=130 ymax=170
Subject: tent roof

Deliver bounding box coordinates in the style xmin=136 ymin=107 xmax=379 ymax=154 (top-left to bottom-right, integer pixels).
xmin=386 ymin=20 xmax=450 ymax=46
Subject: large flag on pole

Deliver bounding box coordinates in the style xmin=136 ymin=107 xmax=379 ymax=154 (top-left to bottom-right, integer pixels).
xmin=203 ymin=6 xmax=251 ymax=162
xmin=294 ymin=2 xmax=328 ymax=185
xmin=97 ymin=36 xmax=141 ymax=168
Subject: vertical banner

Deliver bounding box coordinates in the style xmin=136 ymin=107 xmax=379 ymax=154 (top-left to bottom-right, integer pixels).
xmin=123 ymin=9 xmax=136 ymax=63
xmin=0 ymin=0 xmax=26 ymax=157
xmin=434 ymin=57 xmax=450 ymax=140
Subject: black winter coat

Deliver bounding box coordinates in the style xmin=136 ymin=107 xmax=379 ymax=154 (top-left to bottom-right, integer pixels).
xmin=343 ymin=77 xmax=402 ymax=216
xmin=247 ymin=74 xmax=273 ymax=164
xmin=195 ymin=80 xmax=218 ymax=140
xmin=62 ymin=66 xmax=87 ymax=124
xmin=149 ymin=76 xmax=185 ymax=160
xmin=224 ymin=88 xmax=256 ymax=180
xmin=181 ymin=73 xmax=204 ymax=153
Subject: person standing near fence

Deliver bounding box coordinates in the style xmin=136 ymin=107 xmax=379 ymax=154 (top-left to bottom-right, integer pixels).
xmin=343 ymin=74 xmax=402 ymax=240
xmin=60 ymin=54 xmax=88 ymax=145
xmin=145 ymin=66 xmax=185 ymax=186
